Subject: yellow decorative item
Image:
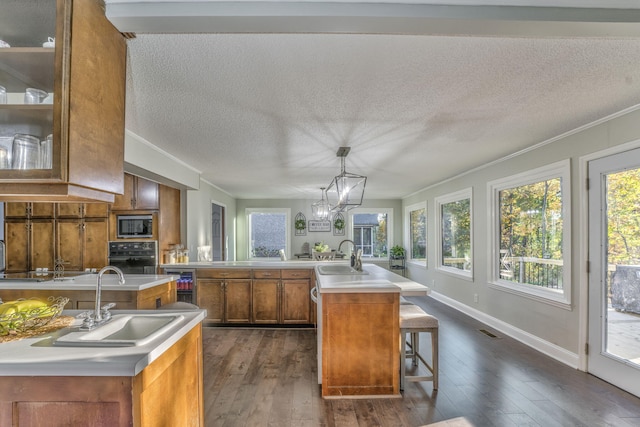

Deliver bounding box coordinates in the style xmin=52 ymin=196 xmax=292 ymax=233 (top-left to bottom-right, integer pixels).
xmin=0 ymin=296 xmax=69 ymax=336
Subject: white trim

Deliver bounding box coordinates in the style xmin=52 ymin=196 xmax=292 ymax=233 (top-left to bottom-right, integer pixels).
xmin=486 ymin=159 xmax=572 ymax=308
xmin=245 ymin=208 xmax=291 ymax=260
xmin=429 ymin=291 xmax=580 ymax=369
xmin=578 ymin=138 xmax=640 ymax=373
xmin=435 ymin=187 xmax=473 ymax=280
xmin=404 ymin=201 xmax=427 ymax=267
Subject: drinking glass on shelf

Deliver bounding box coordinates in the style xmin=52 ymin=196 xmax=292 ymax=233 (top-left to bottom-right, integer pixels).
xmin=12 ymin=134 xmax=40 ymax=169
xmin=0 ymin=136 xmax=13 ymax=169
xmin=24 ymin=88 xmax=48 ymax=104
xmin=0 ymin=85 xmax=6 ymax=104
xmin=40 ymin=134 xmax=53 ymax=169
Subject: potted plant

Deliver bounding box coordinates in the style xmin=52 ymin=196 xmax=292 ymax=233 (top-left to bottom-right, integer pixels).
xmin=295 ymin=218 xmax=306 ymax=231
xmin=389 ymin=245 xmax=405 ymax=259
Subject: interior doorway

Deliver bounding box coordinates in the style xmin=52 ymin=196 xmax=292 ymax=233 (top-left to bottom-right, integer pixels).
xmin=211 ymin=202 xmax=225 ymax=261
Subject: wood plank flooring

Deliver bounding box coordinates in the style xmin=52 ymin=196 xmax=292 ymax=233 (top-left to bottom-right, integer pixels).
xmin=203 ymin=296 xmax=640 ymax=426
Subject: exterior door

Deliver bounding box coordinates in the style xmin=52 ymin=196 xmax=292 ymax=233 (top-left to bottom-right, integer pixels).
xmin=588 ymin=148 xmax=640 ymax=397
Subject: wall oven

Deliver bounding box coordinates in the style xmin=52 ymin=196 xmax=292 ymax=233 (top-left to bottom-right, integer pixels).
xmin=108 ymin=241 xmax=157 ymax=274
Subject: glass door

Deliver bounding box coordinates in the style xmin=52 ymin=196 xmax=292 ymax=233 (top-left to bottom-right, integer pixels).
xmin=588 ymin=148 xmax=640 ymax=397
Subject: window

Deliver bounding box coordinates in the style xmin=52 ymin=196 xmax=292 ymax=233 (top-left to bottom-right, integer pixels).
xmin=436 ymin=188 xmax=472 ymax=279
xmin=246 ymin=208 xmax=290 ymax=259
xmin=349 ymin=208 xmax=393 ymax=258
xmin=488 ymin=160 xmax=571 ymax=308
xmin=405 ymin=202 xmax=426 ymax=265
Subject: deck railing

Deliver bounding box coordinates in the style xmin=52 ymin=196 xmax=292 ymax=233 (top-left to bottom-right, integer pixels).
xmin=500 ymin=257 xmax=563 ymax=289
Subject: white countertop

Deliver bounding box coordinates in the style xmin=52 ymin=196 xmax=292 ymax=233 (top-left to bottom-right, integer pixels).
xmin=0 ymin=274 xmax=175 ymax=291
xmin=315 ymin=264 xmax=429 ymax=296
xmin=160 ymin=260 xmax=329 ymax=269
xmin=0 ymin=309 xmax=206 ymax=377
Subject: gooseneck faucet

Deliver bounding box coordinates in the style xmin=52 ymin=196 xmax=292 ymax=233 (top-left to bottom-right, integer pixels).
xmin=81 ymin=266 xmax=125 ymax=330
xmin=338 ymin=240 xmax=363 ymax=272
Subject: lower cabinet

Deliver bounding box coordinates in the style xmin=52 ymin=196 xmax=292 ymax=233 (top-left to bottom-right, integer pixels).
xmin=4 ymin=219 xmax=55 ymax=273
xmin=56 ymin=218 xmax=108 ymax=271
xmin=198 ymin=268 xmax=314 ymax=325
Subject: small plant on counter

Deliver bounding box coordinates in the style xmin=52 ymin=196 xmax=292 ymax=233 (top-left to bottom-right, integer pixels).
xmin=333 ymin=218 xmax=345 ymax=231
xmin=390 ymin=245 xmax=406 ymax=259
xmin=295 ymin=218 xmax=307 ymax=231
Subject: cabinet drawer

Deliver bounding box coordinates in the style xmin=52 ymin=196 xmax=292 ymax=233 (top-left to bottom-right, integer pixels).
xmin=281 ymin=269 xmax=311 ymax=279
xmin=253 ymin=269 xmax=281 ymax=279
xmin=198 ymin=269 xmax=252 ymax=279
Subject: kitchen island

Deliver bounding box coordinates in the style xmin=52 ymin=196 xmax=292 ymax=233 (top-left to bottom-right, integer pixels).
xmin=0 ymin=274 xmax=177 ymax=310
xmin=0 ymin=308 xmax=206 ymax=426
xmin=314 ymin=263 xmax=429 ymax=398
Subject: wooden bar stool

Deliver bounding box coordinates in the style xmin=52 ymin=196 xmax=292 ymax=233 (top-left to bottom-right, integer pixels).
xmin=400 ymin=304 xmax=439 ymax=391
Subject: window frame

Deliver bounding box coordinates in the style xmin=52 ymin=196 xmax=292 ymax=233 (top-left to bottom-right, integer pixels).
xmin=246 ymin=208 xmax=291 ymax=260
xmin=348 ymin=207 xmax=394 ymax=259
xmin=487 ymin=159 xmax=571 ymax=309
xmin=405 ymin=201 xmax=427 ymax=267
xmin=435 ymin=188 xmax=473 ymax=281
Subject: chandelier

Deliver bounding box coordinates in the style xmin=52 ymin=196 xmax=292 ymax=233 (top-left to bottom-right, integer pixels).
xmin=311 ymin=187 xmax=332 ymax=220
xmin=326 ymin=146 xmax=367 ymax=212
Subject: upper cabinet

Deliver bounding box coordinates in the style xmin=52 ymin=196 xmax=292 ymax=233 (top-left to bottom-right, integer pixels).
xmin=111 ymin=174 xmax=159 ymax=211
xmin=0 ymin=0 xmax=126 ymax=202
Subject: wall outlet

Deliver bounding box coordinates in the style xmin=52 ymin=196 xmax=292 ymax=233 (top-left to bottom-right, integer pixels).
xmin=474 ymin=293 xmax=479 ymax=303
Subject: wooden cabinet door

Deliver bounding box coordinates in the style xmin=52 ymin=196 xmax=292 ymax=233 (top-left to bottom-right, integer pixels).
xmin=84 ymin=203 xmax=109 ymax=218
xmin=56 ymin=203 xmax=83 ymax=218
xmin=31 ymin=203 xmax=54 ymax=218
xmin=225 ymin=279 xmax=252 ymax=323
xmin=56 ymin=220 xmax=83 ymax=271
xmin=111 ymin=173 xmax=135 ymax=210
xmin=158 ymin=184 xmax=181 ymax=250
xmin=197 ymin=279 xmax=225 ymax=323
xmin=281 ymin=279 xmax=312 ymax=324
xmin=134 ymin=176 xmax=159 ymax=210
xmin=4 ymin=220 xmax=29 ymax=273
xmin=83 ymin=219 xmax=108 ymax=270
xmin=4 ymin=203 xmax=29 ymax=218
xmin=252 ymin=279 xmax=280 ymax=324
xmin=30 ymin=220 xmax=55 ymax=271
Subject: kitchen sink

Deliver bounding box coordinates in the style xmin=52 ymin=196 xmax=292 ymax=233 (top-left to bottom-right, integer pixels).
xmin=53 ymin=314 xmax=183 ymax=347
xmin=316 ymin=264 xmax=369 ymax=275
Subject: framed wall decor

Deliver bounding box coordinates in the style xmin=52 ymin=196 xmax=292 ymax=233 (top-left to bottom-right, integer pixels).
xmin=295 ymin=212 xmax=307 ymax=236
xmin=308 ymin=220 xmax=331 ymax=232
xmin=333 ymin=213 xmax=345 ymax=236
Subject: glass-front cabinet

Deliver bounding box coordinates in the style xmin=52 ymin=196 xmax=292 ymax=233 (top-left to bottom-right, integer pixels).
xmin=0 ymin=0 xmax=126 ymax=202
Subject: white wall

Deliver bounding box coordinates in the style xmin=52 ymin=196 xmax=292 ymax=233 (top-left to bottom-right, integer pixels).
xmin=402 ymin=106 xmax=640 ymax=361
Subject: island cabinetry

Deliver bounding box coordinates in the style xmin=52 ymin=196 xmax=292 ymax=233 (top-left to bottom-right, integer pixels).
xmin=111 ymin=174 xmax=159 ymax=211
xmin=281 ymin=269 xmax=313 ymax=324
xmin=252 ymin=269 xmax=281 ymax=324
xmin=322 ymin=292 xmax=400 ymax=397
xmin=197 ymin=269 xmax=252 ymax=324
xmin=0 ymin=323 xmax=203 ymax=426
xmin=4 ymin=218 xmax=55 ymax=273
xmin=0 ymin=0 xmax=126 ymax=202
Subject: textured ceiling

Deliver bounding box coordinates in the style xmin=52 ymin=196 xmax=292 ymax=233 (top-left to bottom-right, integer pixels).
xmin=117 ymin=2 xmax=640 ymax=199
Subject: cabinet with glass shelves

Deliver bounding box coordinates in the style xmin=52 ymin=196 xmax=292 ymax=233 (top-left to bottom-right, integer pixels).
xmin=0 ymin=0 xmax=126 ymax=202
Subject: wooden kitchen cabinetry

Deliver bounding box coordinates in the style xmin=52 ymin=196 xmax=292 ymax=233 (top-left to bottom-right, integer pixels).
xmin=56 ymin=218 xmax=108 ymax=271
xmin=4 ymin=203 xmax=54 ymax=219
xmin=56 ymin=203 xmax=109 ymax=218
xmin=111 ymin=174 xmax=159 ymax=211
xmin=252 ymin=269 xmax=313 ymax=324
xmin=4 ymin=219 xmax=55 ymax=273
xmin=197 ymin=269 xmax=252 ymax=324
xmin=0 ymin=0 xmax=126 ymax=202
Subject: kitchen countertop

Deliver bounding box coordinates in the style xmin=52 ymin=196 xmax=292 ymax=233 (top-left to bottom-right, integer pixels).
xmin=0 ymin=309 xmax=206 ymax=377
xmin=0 ymin=274 xmax=176 ymax=291
xmin=315 ymin=264 xmax=429 ymax=296
xmin=160 ymin=260 xmax=334 ymax=269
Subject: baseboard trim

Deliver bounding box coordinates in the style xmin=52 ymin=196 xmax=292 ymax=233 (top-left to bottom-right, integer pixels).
xmin=429 ymin=291 xmax=580 ymax=369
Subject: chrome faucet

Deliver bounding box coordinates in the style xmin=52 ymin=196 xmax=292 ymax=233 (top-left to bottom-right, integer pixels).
xmin=338 ymin=240 xmax=363 ymax=272
xmin=81 ymin=266 xmax=125 ymax=330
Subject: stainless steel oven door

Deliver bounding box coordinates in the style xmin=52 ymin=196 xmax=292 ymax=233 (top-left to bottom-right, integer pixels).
xmin=108 ymin=256 xmax=156 ymax=274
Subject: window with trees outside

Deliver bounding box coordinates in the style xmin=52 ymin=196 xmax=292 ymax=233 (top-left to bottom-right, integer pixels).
xmin=247 ymin=208 xmax=290 ymax=259
xmin=488 ymin=160 xmax=571 ymax=307
xmin=349 ymin=208 xmax=393 ymax=258
xmin=405 ymin=202 xmax=426 ymax=265
xmin=436 ymin=188 xmax=472 ymax=279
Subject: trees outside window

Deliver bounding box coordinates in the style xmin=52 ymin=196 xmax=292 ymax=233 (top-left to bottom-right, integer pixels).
xmin=436 ymin=188 xmax=472 ymax=279
xmin=349 ymin=209 xmax=393 ymax=258
xmin=405 ymin=202 xmax=426 ymax=265
xmin=488 ymin=160 xmax=571 ymax=307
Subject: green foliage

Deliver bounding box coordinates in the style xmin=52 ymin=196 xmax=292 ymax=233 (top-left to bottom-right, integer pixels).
xmin=295 ymin=219 xmax=306 ymax=231
xmin=390 ymin=245 xmax=405 ymax=258
xmin=607 ymin=169 xmax=640 ymax=264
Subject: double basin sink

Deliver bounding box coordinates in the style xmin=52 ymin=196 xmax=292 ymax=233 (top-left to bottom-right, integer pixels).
xmin=53 ymin=313 xmax=184 ymax=347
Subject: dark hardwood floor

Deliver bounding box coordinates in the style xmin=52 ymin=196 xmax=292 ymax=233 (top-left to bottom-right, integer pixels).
xmin=202 ymin=296 xmax=640 ymax=426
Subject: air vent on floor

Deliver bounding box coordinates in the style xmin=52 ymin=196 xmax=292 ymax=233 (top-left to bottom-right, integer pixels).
xmin=478 ymin=329 xmax=500 ymax=339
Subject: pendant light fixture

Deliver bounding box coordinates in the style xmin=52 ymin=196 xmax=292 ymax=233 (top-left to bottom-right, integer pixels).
xmin=311 ymin=187 xmax=332 ymax=220
xmin=326 ymin=146 xmax=367 ymax=212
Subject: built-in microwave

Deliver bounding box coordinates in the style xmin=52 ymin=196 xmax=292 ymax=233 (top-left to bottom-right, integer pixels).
xmin=117 ymin=214 xmax=153 ymax=239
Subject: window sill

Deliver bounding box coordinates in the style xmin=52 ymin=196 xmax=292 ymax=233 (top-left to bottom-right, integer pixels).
xmin=489 ymin=280 xmax=572 ymax=310
xmin=436 ymin=266 xmax=473 ymax=282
